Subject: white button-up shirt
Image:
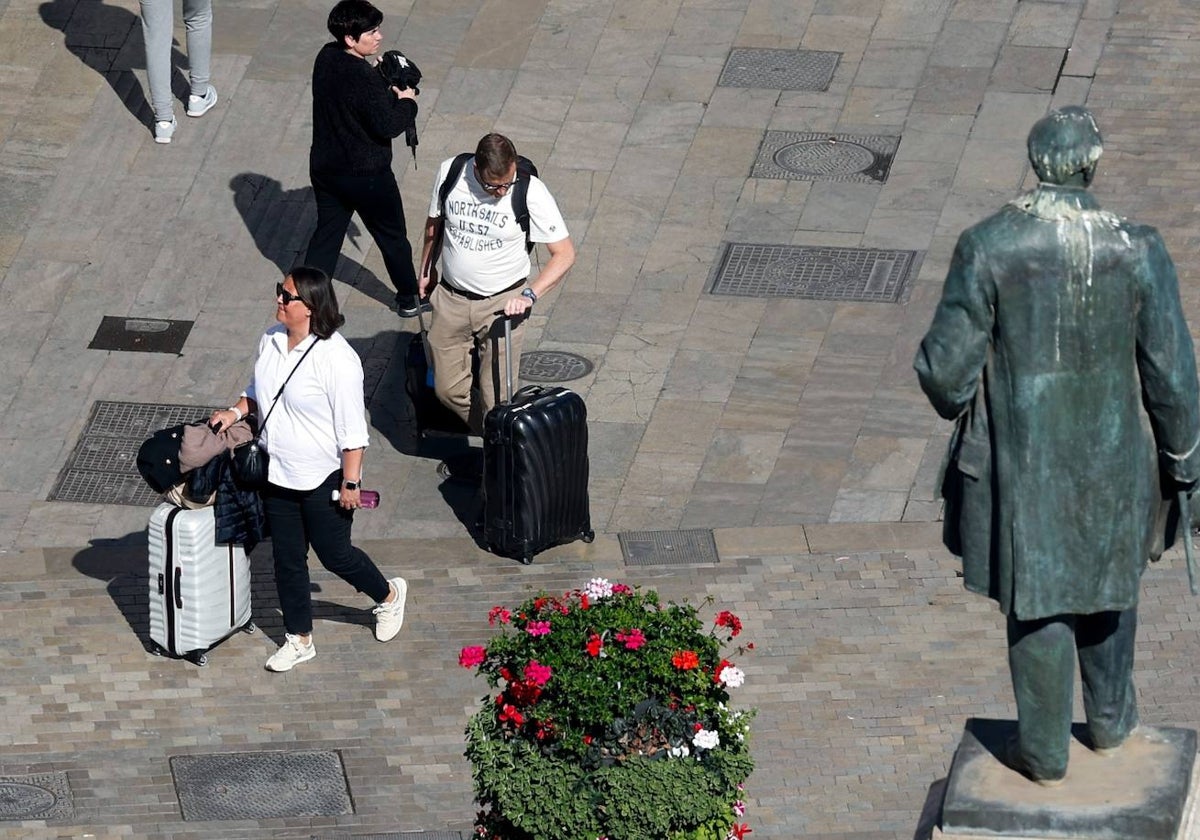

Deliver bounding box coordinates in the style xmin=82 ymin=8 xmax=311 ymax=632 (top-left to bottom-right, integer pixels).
xmin=244 ymin=326 xmax=370 ymax=491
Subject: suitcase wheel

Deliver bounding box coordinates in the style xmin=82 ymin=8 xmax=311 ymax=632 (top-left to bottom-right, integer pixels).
xmin=520 ymin=554 xmax=533 ymax=566
xmin=186 ymin=651 xmax=209 ymax=667
xmin=241 ymin=621 xmax=258 ymax=634
xmin=581 ymin=530 xmax=595 ymax=544
xmin=149 ymin=643 xmax=167 ymax=658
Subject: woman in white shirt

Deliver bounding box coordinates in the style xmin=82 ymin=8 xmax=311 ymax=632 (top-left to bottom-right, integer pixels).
xmin=210 ymin=267 xmax=407 ymax=672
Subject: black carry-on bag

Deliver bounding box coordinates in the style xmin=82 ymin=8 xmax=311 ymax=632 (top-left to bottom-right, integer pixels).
xmin=402 ymin=307 xmax=471 ymax=451
xmin=482 ymin=317 xmax=594 ymax=564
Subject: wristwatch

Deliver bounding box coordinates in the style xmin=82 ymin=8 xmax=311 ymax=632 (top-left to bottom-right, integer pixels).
xmin=521 ymin=288 xmax=538 ymax=305
xmin=343 ymin=480 xmax=361 ymax=491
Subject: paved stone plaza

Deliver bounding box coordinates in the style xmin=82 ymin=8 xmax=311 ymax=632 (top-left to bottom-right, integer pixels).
xmin=4 ymin=0 xmax=1200 ymax=837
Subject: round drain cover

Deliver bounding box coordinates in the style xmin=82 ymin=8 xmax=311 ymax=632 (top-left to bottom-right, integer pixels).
xmin=0 ymin=783 xmax=57 ymax=819
xmin=520 ymin=351 xmax=594 ymax=383
xmin=773 ymin=139 xmax=876 ymax=177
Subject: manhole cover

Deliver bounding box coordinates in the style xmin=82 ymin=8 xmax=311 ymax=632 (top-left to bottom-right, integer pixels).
xmin=718 ymin=48 xmax=840 ymax=91
xmin=707 ymin=243 xmax=921 ymax=303
xmin=519 ymin=351 xmax=594 ymax=383
xmin=171 ymin=750 xmax=353 ymax=821
xmin=0 ymin=773 xmax=73 ymax=821
xmin=619 ymin=529 xmax=719 ymax=566
xmin=49 ymin=401 xmax=222 ymax=506
xmin=752 ymin=131 xmax=899 ymax=183
xmin=88 ymin=316 xmax=194 ymax=354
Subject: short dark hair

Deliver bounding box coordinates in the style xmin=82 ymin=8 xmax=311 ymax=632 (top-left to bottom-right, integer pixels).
xmin=475 ymin=133 xmax=517 ymax=181
xmin=289 ymin=266 xmax=344 ymax=339
xmin=327 ymin=0 xmax=383 ymax=43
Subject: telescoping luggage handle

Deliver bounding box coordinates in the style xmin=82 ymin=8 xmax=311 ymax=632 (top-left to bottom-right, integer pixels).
xmin=504 ymin=315 xmax=515 ymax=403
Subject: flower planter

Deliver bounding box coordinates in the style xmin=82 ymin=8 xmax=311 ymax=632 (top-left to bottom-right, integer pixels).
xmin=460 ymin=579 xmax=755 ymax=840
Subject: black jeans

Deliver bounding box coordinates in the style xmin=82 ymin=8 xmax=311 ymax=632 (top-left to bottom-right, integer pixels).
xmin=304 ymin=169 xmax=418 ymax=300
xmin=263 ymin=470 xmax=389 ymax=636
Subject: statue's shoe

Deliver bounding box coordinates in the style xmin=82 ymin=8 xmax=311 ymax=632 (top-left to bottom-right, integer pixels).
xmin=1004 ymin=734 xmax=1066 ymax=787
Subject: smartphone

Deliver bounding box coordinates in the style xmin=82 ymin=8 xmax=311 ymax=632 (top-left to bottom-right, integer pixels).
xmin=330 ymin=489 xmax=380 ymax=508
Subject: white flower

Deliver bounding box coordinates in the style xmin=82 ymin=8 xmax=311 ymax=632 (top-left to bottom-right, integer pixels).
xmin=719 ymin=665 xmax=745 ymax=688
xmin=584 ymin=577 xmax=613 ymax=599
xmin=668 ymin=743 xmax=690 ymax=758
xmin=693 ymin=728 xmax=719 ymax=750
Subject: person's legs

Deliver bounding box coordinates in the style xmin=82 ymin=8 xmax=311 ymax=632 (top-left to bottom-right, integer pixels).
xmin=138 ymin=0 xmax=174 ymax=123
xmin=353 ymin=173 xmax=419 ymax=301
xmin=1077 ymin=608 xmax=1139 ymax=752
xmin=262 ymin=484 xmax=315 ymax=636
xmin=476 ymin=298 xmax=526 ymax=418
xmin=1007 ymin=613 xmax=1075 ymax=782
xmin=302 ymin=472 xmax=390 ymax=602
xmin=180 ymin=0 xmax=212 ymax=95
xmin=429 ymin=283 xmax=477 ymax=427
xmin=304 ymin=172 xmax=355 ymax=280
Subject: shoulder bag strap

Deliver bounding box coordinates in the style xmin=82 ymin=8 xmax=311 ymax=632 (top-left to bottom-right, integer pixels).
xmin=257 ymin=337 xmax=320 ymax=432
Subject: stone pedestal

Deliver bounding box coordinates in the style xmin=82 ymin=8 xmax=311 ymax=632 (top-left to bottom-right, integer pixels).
xmin=932 ymin=718 xmax=1198 ymax=840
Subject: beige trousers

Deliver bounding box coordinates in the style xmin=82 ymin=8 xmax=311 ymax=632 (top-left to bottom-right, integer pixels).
xmin=428 ymin=281 xmax=527 ymax=433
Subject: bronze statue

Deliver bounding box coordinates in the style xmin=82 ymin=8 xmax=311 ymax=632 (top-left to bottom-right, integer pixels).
xmin=914 ymin=106 xmax=1200 ymax=785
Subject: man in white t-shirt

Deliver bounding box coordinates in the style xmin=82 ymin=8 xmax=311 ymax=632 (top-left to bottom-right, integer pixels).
xmin=418 ymin=133 xmax=575 ymax=431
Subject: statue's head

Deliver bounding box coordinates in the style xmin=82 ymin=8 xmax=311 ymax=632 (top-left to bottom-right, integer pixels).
xmin=1027 ymin=106 xmax=1103 ymax=186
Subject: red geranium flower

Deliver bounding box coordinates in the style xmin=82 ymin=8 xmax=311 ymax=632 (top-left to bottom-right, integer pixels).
xmin=672 ymin=650 xmax=700 ymax=670
xmin=715 ymin=610 xmax=742 ymax=637
xmin=487 ymin=606 xmax=511 ymax=625
xmin=730 ymin=823 xmax=752 ymax=839
xmin=458 ymin=645 xmax=486 ymax=668
xmin=586 ymin=632 xmax=604 ymax=657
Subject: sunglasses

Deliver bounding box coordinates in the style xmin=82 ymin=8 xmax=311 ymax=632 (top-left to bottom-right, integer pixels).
xmin=479 ymin=170 xmax=518 ymax=194
xmin=275 ymin=282 xmax=305 ymax=306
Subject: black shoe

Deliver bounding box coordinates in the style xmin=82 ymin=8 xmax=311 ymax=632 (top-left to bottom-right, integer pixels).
xmin=397 ymin=296 xmax=431 ymax=318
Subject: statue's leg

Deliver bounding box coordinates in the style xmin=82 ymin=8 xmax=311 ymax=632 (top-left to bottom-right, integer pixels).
xmin=1007 ymin=613 xmax=1074 ymax=782
xmin=1077 ymin=607 xmax=1138 ymax=753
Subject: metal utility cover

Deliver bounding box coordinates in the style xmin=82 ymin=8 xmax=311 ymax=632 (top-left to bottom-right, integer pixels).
xmin=171 ymin=750 xmax=353 ymax=821
xmin=718 ymin=48 xmax=840 ymax=91
xmin=519 ymin=351 xmax=594 ymax=383
xmin=88 ymin=316 xmax=193 ymax=354
xmin=708 ymin=243 xmax=921 ymax=304
xmin=0 ymin=772 xmax=74 ymax=821
xmin=619 ymin=529 xmax=719 ymax=567
xmin=49 ymin=401 xmax=222 ymax=506
xmin=753 ymin=132 xmax=899 ymax=183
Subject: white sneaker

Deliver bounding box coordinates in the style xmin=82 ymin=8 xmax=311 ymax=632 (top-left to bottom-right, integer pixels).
xmin=265 ymin=633 xmax=316 ymax=672
xmin=154 ymin=116 xmax=177 ymax=144
xmin=186 ymin=85 xmax=218 ymax=117
xmin=374 ymin=577 xmax=408 ymax=641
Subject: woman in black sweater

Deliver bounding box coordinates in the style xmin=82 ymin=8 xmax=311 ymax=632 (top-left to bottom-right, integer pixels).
xmin=304 ymin=0 xmax=423 ymax=317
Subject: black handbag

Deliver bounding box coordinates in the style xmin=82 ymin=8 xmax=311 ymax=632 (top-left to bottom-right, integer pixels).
xmin=230 ymin=339 xmax=319 ymax=490
xmin=376 ymin=50 xmax=421 ymax=159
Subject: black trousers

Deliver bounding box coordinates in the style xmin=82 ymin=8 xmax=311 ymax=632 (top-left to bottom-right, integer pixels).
xmin=1007 ymin=608 xmax=1139 ymax=780
xmin=263 ymin=470 xmax=390 ymax=636
xmin=304 ymin=169 xmax=418 ymax=300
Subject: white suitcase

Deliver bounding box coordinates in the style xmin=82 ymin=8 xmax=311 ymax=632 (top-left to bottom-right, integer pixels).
xmin=147 ymin=503 xmax=255 ymax=665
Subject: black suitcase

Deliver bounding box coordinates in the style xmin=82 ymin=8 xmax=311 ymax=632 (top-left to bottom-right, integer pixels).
xmin=482 ymin=318 xmax=594 ymax=564
xmin=402 ymin=309 xmax=471 ymax=449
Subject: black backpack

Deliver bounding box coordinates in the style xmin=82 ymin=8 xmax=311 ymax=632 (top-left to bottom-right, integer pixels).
xmin=437 ymin=152 xmax=539 ymax=253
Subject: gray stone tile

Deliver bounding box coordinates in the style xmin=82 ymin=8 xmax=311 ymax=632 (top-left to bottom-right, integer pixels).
xmin=587 ymin=420 xmax=645 ymax=480
xmin=797 ymin=181 xmax=881 ymax=233
xmin=565 ymin=75 xmax=650 ymax=125
xmin=1010 ymin=0 xmax=1083 ymax=48
xmin=949 ymin=0 xmax=1018 ymax=23
xmin=680 ymin=481 xmax=765 ymax=529
xmin=586 ymin=27 xmax=669 ymax=77
xmin=838 ymin=86 xmax=913 ymax=129
xmin=661 ymin=348 xmax=741 ymax=403
xmin=873 ymin=0 xmax=953 ymax=41
xmin=698 ymin=429 xmax=787 ymax=484
xmin=929 ymin=21 xmax=1010 ymax=68
xmin=842 ymin=436 xmax=928 ymax=492
xmin=855 ymin=42 xmax=931 ymax=88
xmin=990 ymin=45 xmax=1068 ymax=94
xmin=828 ymin=488 xmax=910 ymax=522
xmin=913 ymin=66 xmax=990 ymax=115
xmin=542 ymin=292 xmax=627 ymax=345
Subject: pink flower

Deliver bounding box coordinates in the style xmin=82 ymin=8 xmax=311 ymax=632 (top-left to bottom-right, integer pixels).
xmin=615 ymin=628 xmax=646 ymax=650
xmin=733 ymin=800 xmax=746 ymax=816
xmin=611 ymin=583 xmax=632 ymax=595
xmin=458 ymin=646 xmax=486 ymax=668
xmin=524 ymin=660 xmax=552 ymax=686
xmin=488 ymin=606 xmax=511 ymax=625
xmin=526 ymin=620 xmax=552 ymax=636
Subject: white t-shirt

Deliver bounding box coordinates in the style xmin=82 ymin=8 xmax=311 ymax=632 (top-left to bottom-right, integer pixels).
xmin=427 ymin=156 xmax=569 ymax=296
xmin=244 ymin=326 xmax=371 ymax=491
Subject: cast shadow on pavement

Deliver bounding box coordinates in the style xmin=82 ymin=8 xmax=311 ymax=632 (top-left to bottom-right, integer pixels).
xmin=38 ymin=0 xmax=187 ymax=128
xmin=230 ymin=173 xmax=397 ymax=308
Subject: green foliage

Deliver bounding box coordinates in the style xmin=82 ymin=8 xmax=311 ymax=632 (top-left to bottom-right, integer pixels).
xmin=460 ymin=579 xmax=756 ymax=840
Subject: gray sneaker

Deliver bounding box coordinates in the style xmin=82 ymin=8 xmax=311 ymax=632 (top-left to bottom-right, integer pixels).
xmin=154 ymin=116 xmax=177 ymax=144
xmin=186 ymin=85 xmax=218 ymax=117
xmin=265 ymin=633 xmax=316 ymax=672
xmin=374 ymin=577 xmax=408 ymax=641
